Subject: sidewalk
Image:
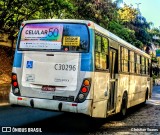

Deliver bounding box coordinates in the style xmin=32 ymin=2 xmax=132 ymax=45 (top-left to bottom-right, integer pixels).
xmin=0 ymin=102 xmax=9 ymax=106
xmin=147 ymin=85 xmax=160 ymax=105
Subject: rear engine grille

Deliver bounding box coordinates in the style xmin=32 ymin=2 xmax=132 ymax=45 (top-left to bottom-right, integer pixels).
xmin=53 ymin=96 xmax=74 ymax=102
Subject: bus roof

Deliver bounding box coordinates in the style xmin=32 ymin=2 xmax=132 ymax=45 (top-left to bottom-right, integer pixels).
xmin=22 ymin=19 xmax=150 ymax=59
xmin=22 ymin=19 xmax=91 ymax=25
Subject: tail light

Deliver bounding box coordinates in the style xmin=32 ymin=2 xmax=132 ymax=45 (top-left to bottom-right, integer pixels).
xmin=21 ymin=23 xmax=25 ymax=27
xmin=83 ymin=80 xmax=90 ymax=86
xmin=75 ymin=78 xmax=91 ymax=103
xmin=12 ymin=75 xmax=17 ymax=81
xmin=12 ymin=73 xmax=21 ymax=96
xmin=13 ymin=82 xmax=18 ymax=87
xmin=81 ymin=87 xmax=88 ymax=93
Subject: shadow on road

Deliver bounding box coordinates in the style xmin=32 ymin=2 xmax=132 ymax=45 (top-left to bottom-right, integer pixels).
xmin=21 ymin=103 xmax=153 ymax=134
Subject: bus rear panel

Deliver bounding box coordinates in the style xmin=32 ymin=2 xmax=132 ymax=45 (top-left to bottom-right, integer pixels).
xmin=10 ymin=20 xmax=94 ymax=116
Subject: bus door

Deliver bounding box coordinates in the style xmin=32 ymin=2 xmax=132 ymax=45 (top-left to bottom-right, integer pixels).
xmin=107 ymin=48 xmax=118 ymax=111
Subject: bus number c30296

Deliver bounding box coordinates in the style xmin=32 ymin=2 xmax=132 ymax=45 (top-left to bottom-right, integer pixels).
xmin=54 ymin=64 xmax=76 ymax=71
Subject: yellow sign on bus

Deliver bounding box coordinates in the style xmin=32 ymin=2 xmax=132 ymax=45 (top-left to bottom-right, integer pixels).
xmin=63 ymin=36 xmax=80 ymax=46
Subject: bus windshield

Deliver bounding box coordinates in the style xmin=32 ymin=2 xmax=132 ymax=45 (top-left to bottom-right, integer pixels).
xmin=18 ymin=23 xmax=89 ymax=53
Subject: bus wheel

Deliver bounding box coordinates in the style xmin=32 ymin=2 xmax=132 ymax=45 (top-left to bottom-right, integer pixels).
xmin=142 ymin=90 xmax=148 ymax=105
xmin=120 ymin=92 xmax=128 ymax=117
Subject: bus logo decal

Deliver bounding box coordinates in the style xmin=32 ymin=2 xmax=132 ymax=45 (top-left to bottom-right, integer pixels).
xmin=26 ymin=61 xmax=33 ymax=68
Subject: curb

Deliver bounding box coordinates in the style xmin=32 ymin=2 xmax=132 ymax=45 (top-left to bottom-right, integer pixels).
xmin=0 ymin=102 xmax=10 ymax=106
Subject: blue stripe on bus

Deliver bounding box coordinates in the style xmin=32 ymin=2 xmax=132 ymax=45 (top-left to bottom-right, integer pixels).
xmin=13 ymin=51 xmax=22 ymax=68
xmin=81 ymin=53 xmax=93 ymax=71
xmin=81 ymin=29 xmax=94 ymax=71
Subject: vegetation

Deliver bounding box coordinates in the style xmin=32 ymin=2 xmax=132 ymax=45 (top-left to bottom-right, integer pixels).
xmin=0 ymin=0 xmax=159 ymax=52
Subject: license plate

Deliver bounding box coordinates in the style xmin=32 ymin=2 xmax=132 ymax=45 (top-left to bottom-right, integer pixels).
xmin=41 ymin=86 xmax=55 ymax=91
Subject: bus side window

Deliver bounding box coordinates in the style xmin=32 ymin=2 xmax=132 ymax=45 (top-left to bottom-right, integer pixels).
xmin=95 ymin=35 xmax=101 ymax=69
xmin=95 ymin=35 xmax=101 ymax=52
xmin=102 ymin=37 xmax=108 ymax=54
xmin=149 ymin=59 xmax=152 ymax=77
xmin=101 ymin=37 xmax=109 ymax=69
xmin=129 ymin=51 xmax=135 ymax=73
xmin=136 ymin=55 xmax=140 ymax=74
xmin=95 ymin=34 xmax=108 ymax=70
xmin=121 ymin=47 xmax=128 ymax=73
xmin=141 ymin=56 xmax=145 ymax=74
xmin=134 ymin=53 xmax=137 ymax=73
xmin=146 ymin=58 xmax=149 ymax=75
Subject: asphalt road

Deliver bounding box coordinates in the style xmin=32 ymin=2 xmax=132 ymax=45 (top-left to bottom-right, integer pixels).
xmin=0 ymin=105 xmax=97 ymax=134
xmin=0 ymin=86 xmax=159 ymax=135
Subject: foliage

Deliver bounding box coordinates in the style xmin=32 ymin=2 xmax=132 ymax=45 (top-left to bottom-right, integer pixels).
xmin=0 ymin=0 xmax=76 ymax=54
xmin=0 ymin=0 xmax=160 ymax=52
xmin=0 ymin=0 xmax=75 ymax=34
xmin=74 ymin=0 xmax=117 ymax=28
xmin=117 ymin=4 xmax=137 ymax=23
xmin=107 ymin=20 xmax=143 ymax=48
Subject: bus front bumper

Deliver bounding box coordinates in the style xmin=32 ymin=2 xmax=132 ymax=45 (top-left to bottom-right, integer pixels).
xmin=9 ymin=92 xmax=92 ymax=116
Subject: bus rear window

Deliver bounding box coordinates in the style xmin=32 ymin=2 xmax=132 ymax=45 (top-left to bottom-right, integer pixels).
xmin=18 ymin=23 xmax=89 ymax=52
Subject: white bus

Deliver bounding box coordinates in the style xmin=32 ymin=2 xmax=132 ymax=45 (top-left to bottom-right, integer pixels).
xmin=10 ymin=19 xmax=152 ymax=118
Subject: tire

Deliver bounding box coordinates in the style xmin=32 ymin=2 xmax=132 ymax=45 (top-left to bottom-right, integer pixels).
xmin=120 ymin=92 xmax=128 ymax=118
xmin=142 ymin=90 xmax=148 ymax=105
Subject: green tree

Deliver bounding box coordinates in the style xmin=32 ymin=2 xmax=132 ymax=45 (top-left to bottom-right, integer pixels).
xmin=0 ymin=0 xmax=75 ymax=55
xmin=108 ymin=20 xmax=143 ymax=47
xmin=117 ymin=4 xmax=137 ymax=23
xmin=149 ymin=28 xmax=160 ymax=47
xmin=133 ymin=15 xmax=152 ymax=47
xmin=74 ymin=0 xmax=117 ymax=27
